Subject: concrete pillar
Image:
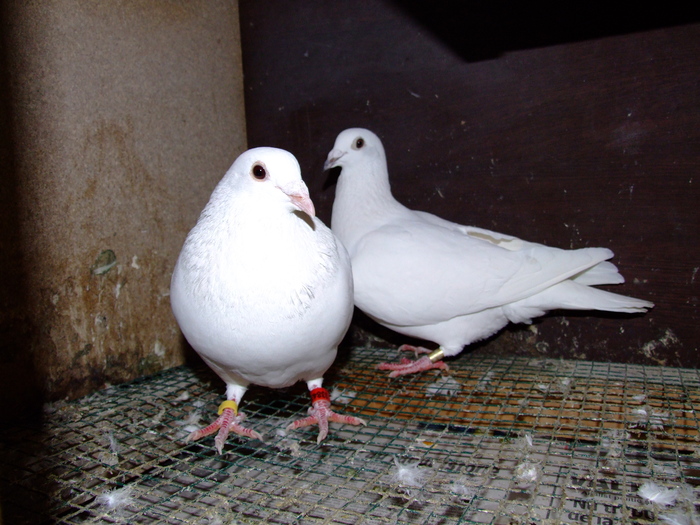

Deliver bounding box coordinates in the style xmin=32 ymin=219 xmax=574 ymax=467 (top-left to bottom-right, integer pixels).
xmin=0 ymin=0 xmax=246 ymax=413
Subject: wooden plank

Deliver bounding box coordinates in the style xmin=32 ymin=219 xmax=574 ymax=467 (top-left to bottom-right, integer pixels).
xmin=240 ymin=1 xmax=700 ymax=367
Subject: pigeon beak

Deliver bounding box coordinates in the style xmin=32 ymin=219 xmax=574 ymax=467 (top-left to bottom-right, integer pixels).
xmin=279 ymin=180 xmax=316 ymax=217
xmin=324 ymin=150 xmax=345 ymax=171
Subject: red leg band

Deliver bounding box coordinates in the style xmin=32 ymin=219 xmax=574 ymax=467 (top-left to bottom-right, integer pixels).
xmin=310 ymin=387 xmax=330 ymax=403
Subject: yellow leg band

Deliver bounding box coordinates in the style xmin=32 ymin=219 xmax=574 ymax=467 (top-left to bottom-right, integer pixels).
xmin=428 ymin=349 xmax=445 ymax=363
xmin=218 ymin=400 xmax=238 ymax=415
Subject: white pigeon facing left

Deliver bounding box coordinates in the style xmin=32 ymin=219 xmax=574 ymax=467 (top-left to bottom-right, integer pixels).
xmin=171 ymin=147 xmax=365 ymax=452
xmin=326 ymin=128 xmax=654 ymax=377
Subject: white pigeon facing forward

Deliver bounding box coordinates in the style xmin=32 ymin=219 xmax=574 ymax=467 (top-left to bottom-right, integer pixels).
xmin=325 ymin=128 xmax=654 ymax=377
xmin=171 ymin=147 xmax=365 ymax=452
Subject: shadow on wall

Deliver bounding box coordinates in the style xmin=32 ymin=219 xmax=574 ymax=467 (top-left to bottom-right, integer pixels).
xmin=391 ymin=1 xmax=700 ymax=61
xmin=0 ymin=8 xmax=52 ymax=524
xmin=0 ymin=8 xmax=44 ymax=422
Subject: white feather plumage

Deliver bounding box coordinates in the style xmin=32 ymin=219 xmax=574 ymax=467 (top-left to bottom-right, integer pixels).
xmin=326 ymin=128 xmax=653 ymax=376
xmin=171 ymin=147 xmax=364 ymax=451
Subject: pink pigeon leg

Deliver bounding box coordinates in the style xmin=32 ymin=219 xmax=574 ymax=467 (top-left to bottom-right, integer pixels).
xmin=377 ymin=348 xmax=449 ymax=377
xmin=397 ymin=344 xmax=432 ymax=356
xmin=287 ymin=387 xmax=367 ymax=443
xmin=186 ymin=400 xmax=262 ymax=454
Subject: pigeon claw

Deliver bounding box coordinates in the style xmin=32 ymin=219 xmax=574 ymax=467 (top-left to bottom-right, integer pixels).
xmin=377 ymin=355 xmax=449 ymax=377
xmin=186 ymin=407 xmax=262 ymax=454
xmin=288 ymin=399 xmax=367 ymax=444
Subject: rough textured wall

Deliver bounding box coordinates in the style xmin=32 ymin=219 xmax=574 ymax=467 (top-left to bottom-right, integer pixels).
xmin=0 ymin=0 xmax=246 ymax=413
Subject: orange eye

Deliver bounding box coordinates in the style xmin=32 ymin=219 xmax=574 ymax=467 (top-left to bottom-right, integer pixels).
xmin=252 ymin=163 xmax=267 ymax=180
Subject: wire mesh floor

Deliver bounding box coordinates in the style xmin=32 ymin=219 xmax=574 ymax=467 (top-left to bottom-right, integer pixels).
xmin=3 ymin=344 xmax=700 ymax=524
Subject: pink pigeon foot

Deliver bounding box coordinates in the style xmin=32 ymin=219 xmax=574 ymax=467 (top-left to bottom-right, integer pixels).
xmin=287 ymin=387 xmax=367 ymax=443
xmin=377 ymin=348 xmax=449 ymax=377
xmin=186 ymin=402 xmax=262 ymax=454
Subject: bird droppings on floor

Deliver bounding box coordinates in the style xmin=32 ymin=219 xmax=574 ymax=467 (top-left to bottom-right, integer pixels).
xmin=3 ymin=346 xmax=700 ymax=524
xmin=426 ymin=375 xmax=463 ymax=398
xmin=640 ymin=329 xmax=680 ymax=366
xmin=330 ymin=387 xmax=358 ymax=405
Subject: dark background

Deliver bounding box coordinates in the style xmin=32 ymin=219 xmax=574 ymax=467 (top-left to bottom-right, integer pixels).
xmin=239 ymin=1 xmax=700 ymax=367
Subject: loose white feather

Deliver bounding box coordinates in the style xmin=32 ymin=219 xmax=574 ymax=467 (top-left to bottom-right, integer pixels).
xmin=391 ymin=457 xmax=426 ymax=487
xmin=638 ymin=481 xmax=678 ymax=506
xmin=97 ymin=486 xmax=135 ymax=511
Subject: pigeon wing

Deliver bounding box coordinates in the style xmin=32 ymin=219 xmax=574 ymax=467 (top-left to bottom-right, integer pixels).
xmin=351 ymin=217 xmax=613 ymax=327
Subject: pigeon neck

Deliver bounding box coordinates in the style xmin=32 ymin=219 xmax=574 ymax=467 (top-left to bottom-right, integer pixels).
xmin=332 ymin=164 xmax=402 ymax=253
xmin=362 ymin=174 xmax=395 ymax=209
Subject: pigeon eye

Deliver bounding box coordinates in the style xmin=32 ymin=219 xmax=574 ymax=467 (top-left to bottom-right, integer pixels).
xmin=352 ymin=137 xmax=364 ymax=150
xmin=251 ymin=163 xmax=267 ymax=181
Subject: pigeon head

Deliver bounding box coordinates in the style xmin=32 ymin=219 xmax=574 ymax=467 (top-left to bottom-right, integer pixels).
xmin=324 ymin=128 xmax=386 ymax=173
xmin=220 ymin=147 xmax=315 ymax=217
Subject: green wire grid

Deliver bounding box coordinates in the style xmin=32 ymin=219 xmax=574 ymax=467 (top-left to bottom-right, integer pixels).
xmin=2 ymin=346 xmax=700 ymax=524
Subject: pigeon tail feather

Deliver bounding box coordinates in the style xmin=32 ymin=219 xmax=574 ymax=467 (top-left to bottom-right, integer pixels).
xmin=511 ymin=280 xmax=653 ymax=320
xmin=571 ymin=260 xmax=625 ymax=286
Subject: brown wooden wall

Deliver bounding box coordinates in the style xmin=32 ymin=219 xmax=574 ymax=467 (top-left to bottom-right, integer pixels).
xmin=239 ymin=2 xmax=700 ymax=368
